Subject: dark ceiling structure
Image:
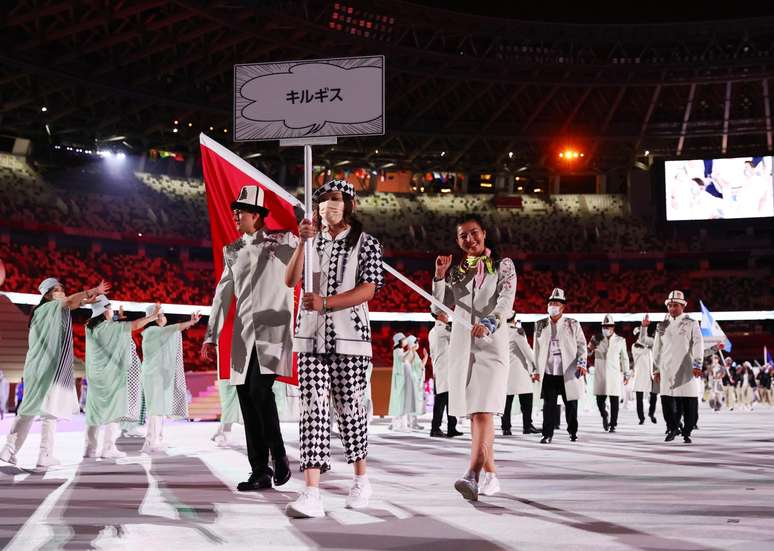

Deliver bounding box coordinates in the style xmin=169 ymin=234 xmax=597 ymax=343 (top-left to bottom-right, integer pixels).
xmin=2 ymin=0 xmax=774 ymax=175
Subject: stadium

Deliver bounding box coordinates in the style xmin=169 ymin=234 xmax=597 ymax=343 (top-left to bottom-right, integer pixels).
xmin=0 ymin=2 xmax=772 ymax=550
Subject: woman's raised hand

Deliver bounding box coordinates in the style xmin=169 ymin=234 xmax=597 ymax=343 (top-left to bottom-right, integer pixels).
xmin=435 ymin=255 xmax=453 ymax=280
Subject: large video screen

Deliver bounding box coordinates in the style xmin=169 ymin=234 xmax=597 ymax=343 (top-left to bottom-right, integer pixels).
xmin=664 ymin=156 xmax=774 ymax=220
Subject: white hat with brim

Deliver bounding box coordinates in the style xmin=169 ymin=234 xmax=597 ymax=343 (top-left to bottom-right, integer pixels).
xmin=392 ymin=332 xmax=406 ymax=346
xmin=90 ymin=295 xmax=111 ymax=319
xmin=547 ymin=287 xmax=566 ymax=303
xmin=38 ymin=277 xmax=60 ymax=296
xmin=601 ymin=314 xmax=615 ymax=326
xmin=664 ymin=290 xmax=688 ymax=307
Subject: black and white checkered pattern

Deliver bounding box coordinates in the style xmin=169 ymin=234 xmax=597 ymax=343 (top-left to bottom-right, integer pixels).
xmin=357 ymin=233 xmax=385 ymax=290
xmin=312 ymin=179 xmax=355 ymax=202
xmin=298 ymin=353 xmax=370 ymax=473
xmin=318 ymin=235 xmax=349 ymax=353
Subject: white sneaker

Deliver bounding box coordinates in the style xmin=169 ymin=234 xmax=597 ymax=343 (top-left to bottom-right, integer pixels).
xmin=345 ymin=478 xmax=373 ymax=509
xmin=285 ymin=489 xmax=325 ymax=518
xmin=36 ymin=454 xmax=61 ymax=469
xmin=0 ymin=446 xmax=17 ymax=465
xmin=454 ymin=477 xmax=479 ymax=501
xmin=122 ymin=427 xmax=144 ymax=438
xmin=101 ymin=447 xmax=127 ymax=459
xmin=211 ymin=433 xmax=228 ymax=447
xmin=478 ymin=472 xmax=501 ymax=496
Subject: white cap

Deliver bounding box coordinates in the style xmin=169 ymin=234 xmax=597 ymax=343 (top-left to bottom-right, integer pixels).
xmin=89 ymin=295 xmax=110 ymax=319
xmin=407 ymin=335 xmax=417 ymax=345
xmin=547 ymin=287 xmax=566 ymax=303
xmin=665 ymin=290 xmax=687 ymax=307
xmin=392 ymin=332 xmax=406 ymax=346
xmin=601 ymin=314 xmax=615 ymax=326
xmin=145 ymin=304 xmax=162 ymax=317
xmin=231 ymin=185 xmax=267 ymax=214
xmin=38 ymin=277 xmax=60 ymax=296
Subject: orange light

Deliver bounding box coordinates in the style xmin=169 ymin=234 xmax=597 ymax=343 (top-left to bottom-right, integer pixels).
xmin=573 ymin=152 xmax=579 ymax=158
xmin=559 ymin=152 xmax=564 ymax=158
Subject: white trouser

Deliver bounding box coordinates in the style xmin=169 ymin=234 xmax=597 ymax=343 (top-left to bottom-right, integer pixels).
xmin=85 ymin=422 xmax=120 ymax=455
xmin=215 ymin=422 xmax=233 ymax=436
xmin=2 ymin=415 xmax=58 ymax=458
xmin=144 ymin=415 xmax=164 ymax=447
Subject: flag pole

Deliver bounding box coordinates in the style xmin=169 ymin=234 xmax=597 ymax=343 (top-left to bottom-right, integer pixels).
xmin=303 ymin=144 xmax=313 ymax=293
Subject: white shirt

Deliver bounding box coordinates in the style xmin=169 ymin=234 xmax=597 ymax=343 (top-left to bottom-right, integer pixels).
xmin=546 ymin=320 xmax=563 ymax=376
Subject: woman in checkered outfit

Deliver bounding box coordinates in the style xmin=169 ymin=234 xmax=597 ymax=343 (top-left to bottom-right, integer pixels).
xmin=284 ymin=179 xmax=384 ymax=519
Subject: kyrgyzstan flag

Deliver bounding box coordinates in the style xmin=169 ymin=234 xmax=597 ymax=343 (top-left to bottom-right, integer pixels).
xmin=199 ymin=133 xmax=303 ymax=385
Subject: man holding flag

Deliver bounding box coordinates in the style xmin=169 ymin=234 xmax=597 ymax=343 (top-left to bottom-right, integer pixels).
xmin=199 ymin=134 xmax=303 ymax=492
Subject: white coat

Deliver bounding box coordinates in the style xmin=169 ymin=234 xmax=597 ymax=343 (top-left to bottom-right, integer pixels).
xmin=428 ymin=322 xmax=451 ymax=394
xmin=631 ymin=329 xmax=655 ymax=393
xmin=652 ymin=313 xmax=704 ymax=398
xmin=506 ymin=324 xmax=535 ymax=396
xmin=532 ymin=315 xmax=587 ymax=401
xmin=432 ymin=258 xmax=517 ymax=417
xmin=592 ymin=333 xmax=631 ymax=397
xmin=204 ymin=231 xmax=297 ymax=385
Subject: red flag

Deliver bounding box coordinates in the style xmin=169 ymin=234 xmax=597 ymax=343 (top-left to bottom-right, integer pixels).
xmin=199 ymin=133 xmax=302 ymax=385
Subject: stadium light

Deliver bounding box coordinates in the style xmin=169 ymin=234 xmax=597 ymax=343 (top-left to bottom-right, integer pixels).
xmin=116 ymin=152 xmax=126 ymax=160
xmin=41 ymin=106 xmax=47 ymax=112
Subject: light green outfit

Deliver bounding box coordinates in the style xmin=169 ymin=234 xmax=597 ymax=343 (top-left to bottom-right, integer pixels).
xmin=85 ymin=320 xmax=142 ymax=426
xmin=18 ymin=300 xmax=79 ymax=419
xmin=218 ymin=380 xmax=242 ymax=424
xmin=388 ymin=348 xmax=423 ymax=417
xmin=141 ymin=324 xmax=189 ymax=418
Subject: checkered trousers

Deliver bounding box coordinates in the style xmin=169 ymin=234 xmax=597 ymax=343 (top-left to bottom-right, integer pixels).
xmin=298 ymin=353 xmax=370 ymax=473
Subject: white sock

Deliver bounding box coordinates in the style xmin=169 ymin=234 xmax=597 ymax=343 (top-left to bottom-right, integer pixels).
xmin=354 ymin=474 xmax=369 ymax=485
xmin=305 ymin=486 xmax=320 ymax=497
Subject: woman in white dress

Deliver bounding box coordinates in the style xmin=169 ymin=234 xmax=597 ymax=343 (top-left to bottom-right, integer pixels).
xmin=433 ymin=214 xmax=516 ymax=501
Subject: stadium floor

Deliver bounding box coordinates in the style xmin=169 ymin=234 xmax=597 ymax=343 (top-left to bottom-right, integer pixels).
xmin=1 ymin=405 xmax=772 ymax=551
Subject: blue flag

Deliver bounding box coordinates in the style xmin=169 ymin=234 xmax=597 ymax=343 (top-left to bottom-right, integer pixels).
xmin=700 ymin=301 xmax=732 ymax=352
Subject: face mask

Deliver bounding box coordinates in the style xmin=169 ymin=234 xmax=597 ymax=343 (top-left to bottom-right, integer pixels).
xmin=547 ymin=305 xmax=561 ymax=317
xmin=318 ymin=199 xmax=345 ymax=227
xmin=603 ymin=328 xmax=614 ymax=337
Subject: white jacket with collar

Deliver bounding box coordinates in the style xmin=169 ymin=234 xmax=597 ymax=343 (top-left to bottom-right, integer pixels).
xmin=532 ymin=315 xmax=587 ymax=401
xmin=204 ymin=230 xmax=297 ymax=385
xmin=652 ymin=313 xmax=704 ymax=398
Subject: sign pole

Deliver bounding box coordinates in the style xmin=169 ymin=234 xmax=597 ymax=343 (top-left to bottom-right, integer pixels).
xmin=303 ymin=144 xmax=313 ymax=293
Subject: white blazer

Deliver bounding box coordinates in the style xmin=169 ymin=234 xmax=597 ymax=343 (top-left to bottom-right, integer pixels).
xmin=205 ymin=231 xmax=297 ymax=385
xmin=532 ymin=315 xmax=587 ymax=401
xmin=506 ymin=324 xmax=535 ymax=396
xmin=592 ymin=333 xmax=631 ymax=397
xmin=652 ymin=314 xmax=704 ymax=398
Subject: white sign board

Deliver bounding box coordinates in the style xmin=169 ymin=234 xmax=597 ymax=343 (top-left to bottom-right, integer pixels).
xmin=234 ymin=55 xmax=385 ymax=142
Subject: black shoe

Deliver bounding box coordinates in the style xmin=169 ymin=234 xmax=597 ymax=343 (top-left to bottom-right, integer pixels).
xmin=608 ymin=426 xmax=616 ymax=433
xmin=502 ymin=428 xmax=513 ymax=436
xmin=602 ymin=417 xmax=609 ymax=431
xmin=554 ymin=424 xmax=561 ymax=430
xmin=273 ymin=456 xmax=291 ymax=487
xmin=638 ymin=419 xmax=645 ymax=425
xmin=649 ymin=415 xmax=657 ymax=424
xmin=683 ymin=435 xmax=692 ymax=444
xmin=430 ymin=429 xmax=445 ymax=437
xmin=525 ymin=425 xmax=540 ymax=434
xmin=447 ymin=429 xmax=463 ymax=438
xmin=237 ymin=471 xmax=273 ymax=491
xmin=664 ymin=431 xmax=678 ymax=442
xmin=570 ymin=434 xmax=578 ymax=442
xmin=540 ymin=436 xmax=552 ymax=444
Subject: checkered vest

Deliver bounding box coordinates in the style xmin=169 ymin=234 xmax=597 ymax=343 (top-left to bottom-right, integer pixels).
xmin=293 ymin=231 xmax=373 ymax=357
